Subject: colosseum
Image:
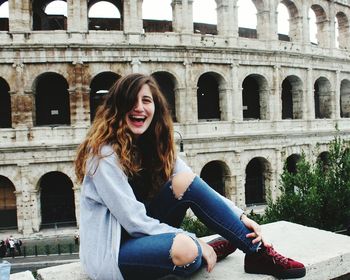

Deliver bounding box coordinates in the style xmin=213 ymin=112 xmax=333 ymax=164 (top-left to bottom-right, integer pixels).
xmin=0 ymin=0 xmax=350 ymax=237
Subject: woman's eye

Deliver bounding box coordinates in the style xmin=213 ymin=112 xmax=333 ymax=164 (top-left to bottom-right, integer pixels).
xmin=143 ymin=97 xmax=153 ymax=103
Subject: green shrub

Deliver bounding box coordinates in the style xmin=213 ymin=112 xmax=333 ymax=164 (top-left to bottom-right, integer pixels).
xmin=261 ymin=136 xmax=350 ymax=232
xmin=180 ymin=216 xmax=214 ymax=237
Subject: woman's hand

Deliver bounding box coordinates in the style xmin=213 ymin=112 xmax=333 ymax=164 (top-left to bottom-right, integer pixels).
xmin=198 ymin=239 xmax=217 ymax=272
xmin=240 ymin=214 xmax=263 ymax=245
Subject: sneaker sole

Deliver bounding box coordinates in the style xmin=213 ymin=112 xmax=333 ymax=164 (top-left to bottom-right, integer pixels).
xmin=244 ymin=266 xmax=306 ymax=279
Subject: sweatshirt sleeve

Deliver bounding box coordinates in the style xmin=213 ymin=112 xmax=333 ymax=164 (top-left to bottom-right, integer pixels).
xmin=174 ymin=156 xmax=244 ymax=219
xmin=88 ymin=147 xmax=195 ymax=238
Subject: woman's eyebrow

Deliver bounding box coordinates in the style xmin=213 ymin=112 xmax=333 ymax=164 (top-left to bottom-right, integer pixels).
xmin=143 ymin=95 xmax=153 ymax=99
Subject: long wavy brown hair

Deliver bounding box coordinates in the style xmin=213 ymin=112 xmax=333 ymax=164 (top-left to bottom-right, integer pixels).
xmin=75 ymin=73 xmax=176 ymax=193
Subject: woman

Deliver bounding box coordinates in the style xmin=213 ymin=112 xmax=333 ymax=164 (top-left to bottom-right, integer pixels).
xmin=75 ymin=73 xmax=306 ymax=280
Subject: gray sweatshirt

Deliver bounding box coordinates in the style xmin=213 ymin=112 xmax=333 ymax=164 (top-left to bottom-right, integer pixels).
xmin=79 ymin=145 xmax=243 ymax=280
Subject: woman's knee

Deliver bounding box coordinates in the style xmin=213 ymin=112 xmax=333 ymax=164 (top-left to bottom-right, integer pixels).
xmin=170 ymin=233 xmax=199 ymax=267
xmin=171 ymin=172 xmax=196 ymax=199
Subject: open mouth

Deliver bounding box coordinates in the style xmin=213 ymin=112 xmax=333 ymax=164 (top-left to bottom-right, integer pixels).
xmin=129 ymin=115 xmax=146 ymax=123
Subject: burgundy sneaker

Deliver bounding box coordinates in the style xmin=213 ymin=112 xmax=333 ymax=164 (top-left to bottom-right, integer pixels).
xmin=244 ymin=244 xmax=306 ymax=279
xmin=207 ymin=236 xmax=237 ymax=261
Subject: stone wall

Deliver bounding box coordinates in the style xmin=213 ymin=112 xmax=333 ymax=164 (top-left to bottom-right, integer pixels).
xmin=1 ymin=0 xmax=350 ymax=237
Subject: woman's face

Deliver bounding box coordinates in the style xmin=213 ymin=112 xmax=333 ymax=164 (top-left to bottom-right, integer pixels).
xmin=126 ymin=84 xmax=155 ymax=138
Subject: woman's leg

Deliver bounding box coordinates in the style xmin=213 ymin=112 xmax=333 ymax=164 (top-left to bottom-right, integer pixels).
xmin=148 ymin=173 xmax=259 ymax=254
xmin=119 ymin=233 xmax=202 ymax=280
xmin=148 ymin=173 xmax=306 ymax=279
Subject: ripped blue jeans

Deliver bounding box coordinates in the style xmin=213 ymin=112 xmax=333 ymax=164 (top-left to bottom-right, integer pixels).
xmin=119 ymin=175 xmax=259 ymax=279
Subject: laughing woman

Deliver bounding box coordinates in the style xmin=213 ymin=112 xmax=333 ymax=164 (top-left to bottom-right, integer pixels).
xmin=75 ymin=73 xmax=306 ymax=280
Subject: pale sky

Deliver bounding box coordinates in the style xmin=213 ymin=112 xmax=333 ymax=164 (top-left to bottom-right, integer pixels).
xmin=0 ymin=0 xmax=319 ymax=40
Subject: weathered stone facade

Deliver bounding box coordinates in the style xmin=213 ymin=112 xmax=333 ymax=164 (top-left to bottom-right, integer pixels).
xmin=1 ymin=0 xmax=350 ymax=237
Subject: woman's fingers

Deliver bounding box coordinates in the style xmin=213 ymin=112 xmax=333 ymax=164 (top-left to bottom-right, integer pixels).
xmin=198 ymin=239 xmax=217 ymax=272
xmin=246 ymin=231 xmax=262 ymax=244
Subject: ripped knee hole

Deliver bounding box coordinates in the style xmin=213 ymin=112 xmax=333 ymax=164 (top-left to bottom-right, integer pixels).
xmin=170 ymin=233 xmax=198 ymax=267
xmin=171 ymin=172 xmax=196 ymax=200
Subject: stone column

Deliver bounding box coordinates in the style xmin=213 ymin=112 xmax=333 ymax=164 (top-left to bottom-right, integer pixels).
xmin=274 ymin=149 xmax=284 ymax=199
xmin=334 ymin=70 xmax=341 ymax=119
xmin=289 ymin=15 xmax=303 ymax=43
xmin=256 ymin=7 xmax=277 ymax=41
xmin=73 ymin=186 xmax=81 ymax=228
xmin=327 ymin=90 xmax=336 ymax=119
xmin=221 ymin=87 xmax=232 ymax=121
xmin=11 ymin=62 xmax=34 ymax=128
xmin=175 ymin=86 xmax=187 ymax=123
xmin=18 ymin=190 xmax=36 ymax=235
xmin=328 ymin=4 xmax=336 ymax=49
xmin=232 ymin=0 xmax=239 ymax=39
xmin=123 ymin=0 xmax=143 ymax=34
xmin=231 ymin=62 xmax=242 ymax=121
xmin=70 ymin=61 xmax=89 ymax=126
xmin=8 ymin=0 xmax=31 ymax=32
xmin=317 ymin=18 xmax=332 ymax=48
xmin=301 ymin=6 xmax=310 ymax=45
xmin=223 ymin=175 xmax=237 ymax=202
xmin=293 ymin=89 xmax=303 ymax=119
xmin=14 ymin=190 xmax=24 ymax=233
xmin=338 ymin=20 xmax=350 ymax=50
xmin=268 ymin=151 xmax=279 ymax=201
xmin=184 ymin=59 xmax=196 ymax=122
xmin=273 ymin=65 xmax=281 ymax=120
xmin=67 ymin=0 xmax=88 ymax=32
xmin=29 ymin=189 xmax=41 ymax=233
xmin=178 ymin=0 xmax=193 ymax=44
xmin=131 ymin=58 xmax=141 ymax=73
xmin=17 ymin=164 xmax=37 ymax=235
xmin=306 ymin=68 xmax=315 ymax=119
xmin=216 ymin=0 xmax=234 ymax=37
xmin=260 ymin=89 xmax=270 ymax=120
xmin=183 ymin=0 xmax=194 ymax=34
xmin=171 ymin=0 xmax=183 ymax=33
xmin=232 ymin=151 xmax=245 ymax=209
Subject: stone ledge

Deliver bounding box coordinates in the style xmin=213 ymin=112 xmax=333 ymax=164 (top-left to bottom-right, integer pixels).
xmin=10 ymin=221 xmax=350 ymax=280
xmin=9 ymin=270 xmax=35 ymax=280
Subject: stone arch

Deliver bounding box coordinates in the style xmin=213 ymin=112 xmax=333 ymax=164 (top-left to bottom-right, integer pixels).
xmin=245 ymin=157 xmax=271 ymax=206
xmin=281 ymin=75 xmax=303 ymax=119
xmin=0 ymin=175 xmax=17 ymax=229
xmin=314 ymin=76 xmax=332 ymax=119
xmin=33 ymin=72 xmax=70 ymax=126
xmin=335 ymin=11 xmax=349 ymax=49
xmin=310 ymin=4 xmax=328 ymax=47
xmin=278 ymin=0 xmax=300 ymax=41
xmin=200 ymin=160 xmax=230 ymax=196
xmin=32 ymin=0 xmax=67 ymax=30
xmin=317 ymin=151 xmax=330 ymax=171
xmin=277 ymin=2 xmax=289 ymax=40
xmin=242 ymin=74 xmax=269 ymax=120
xmin=90 ymin=71 xmax=120 ymax=122
xmin=238 ymin=0 xmax=257 ymax=38
xmin=88 ymin=0 xmax=122 ymax=31
xmin=197 ymin=71 xmax=224 ymax=121
xmin=38 ymin=171 xmax=76 ymax=228
xmin=151 ymin=71 xmax=177 ymax=122
xmin=193 ymin=0 xmax=217 ymax=35
xmin=0 ymin=0 xmax=8 ymax=31
xmin=142 ymin=0 xmax=172 ymax=32
xmin=285 ymin=153 xmax=301 ymax=174
xmin=340 ymin=79 xmax=350 ymax=118
xmin=0 ymin=76 xmax=11 ymax=128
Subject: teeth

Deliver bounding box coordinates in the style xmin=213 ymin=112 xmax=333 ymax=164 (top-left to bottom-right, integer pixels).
xmin=130 ymin=115 xmax=146 ymax=122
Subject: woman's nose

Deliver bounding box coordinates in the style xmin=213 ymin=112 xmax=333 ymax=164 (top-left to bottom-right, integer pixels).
xmin=133 ymin=100 xmax=143 ymax=111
